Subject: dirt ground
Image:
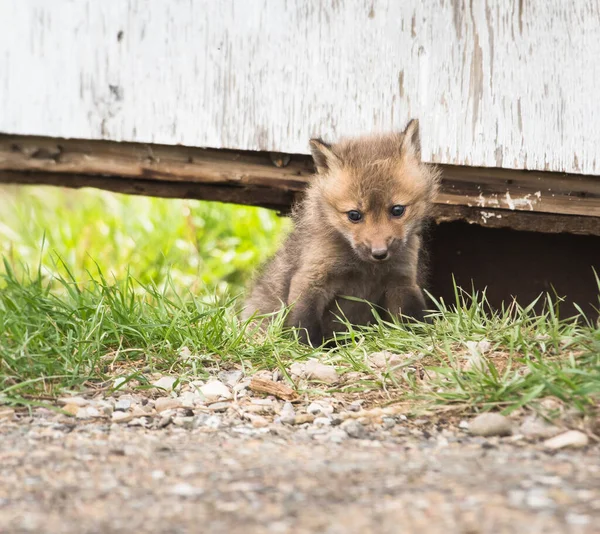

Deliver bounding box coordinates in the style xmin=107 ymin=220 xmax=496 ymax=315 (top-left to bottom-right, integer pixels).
xmin=1 ymin=412 xmax=599 ymax=534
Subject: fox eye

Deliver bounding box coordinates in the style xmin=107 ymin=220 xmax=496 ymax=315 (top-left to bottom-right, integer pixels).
xmin=347 ymin=210 xmax=363 ymax=222
xmin=390 ymin=205 xmax=406 ymax=218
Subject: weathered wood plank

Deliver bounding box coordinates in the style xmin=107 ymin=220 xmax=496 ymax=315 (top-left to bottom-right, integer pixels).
xmin=1 ymin=0 xmax=599 ymax=175
xmin=1 ymin=135 xmax=599 ymax=236
xmin=3 ymin=170 xmax=598 ymax=237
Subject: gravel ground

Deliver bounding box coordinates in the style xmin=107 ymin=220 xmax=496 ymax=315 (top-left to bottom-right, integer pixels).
xmin=1 ymin=371 xmax=599 ymax=534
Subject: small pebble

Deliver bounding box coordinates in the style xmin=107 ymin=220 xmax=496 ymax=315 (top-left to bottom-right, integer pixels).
xmin=97 ymin=401 xmax=113 ymax=416
xmin=347 ymin=400 xmax=364 ymax=412
xmin=199 ymin=380 xmax=232 ymax=401
xmin=291 ymin=359 xmax=338 ymax=384
xmin=155 ymin=398 xmax=182 ymax=413
xmin=382 ymin=417 xmax=396 ymax=429
xmin=111 ymin=411 xmax=134 ymax=424
xmin=76 ymin=406 xmax=102 ymax=419
xmin=341 ymin=419 xmax=366 ymax=439
xmin=519 ymin=415 xmax=562 ymax=440
xmin=330 ymin=415 xmax=344 ymax=426
xmin=246 ymin=414 xmax=269 ymax=428
xmin=114 ymin=399 xmax=131 ymax=412
xmin=279 ymin=402 xmax=296 ymax=425
xmin=272 ymin=369 xmax=283 ymax=382
xmin=313 ymin=417 xmax=331 ymax=427
xmin=469 ymin=413 xmax=512 ymax=437
xmin=113 ymin=377 xmax=127 ymax=389
xmin=218 ymin=370 xmax=244 ymax=387
xmin=157 ymin=414 xmax=172 ymax=429
xmin=132 ymin=406 xmax=152 ymax=417
xmin=233 ymin=379 xmax=252 ymax=394
xmin=293 ymin=414 xmax=315 ymax=425
xmin=307 ymin=401 xmax=334 ymax=416
xmin=208 ymin=401 xmax=231 ymax=412
xmin=367 ymin=350 xmax=405 ymax=369
xmin=543 ymin=430 xmax=588 ymax=450
xmin=178 ymin=391 xmax=200 ymax=408
xmin=152 ymin=376 xmax=179 ymax=392
xmin=127 ymin=417 xmax=148 ymax=427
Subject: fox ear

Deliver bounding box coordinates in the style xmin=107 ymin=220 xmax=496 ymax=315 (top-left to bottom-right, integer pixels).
xmin=309 ymin=138 xmax=339 ymax=174
xmin=400 ymin=119 xmax=421 ymax=160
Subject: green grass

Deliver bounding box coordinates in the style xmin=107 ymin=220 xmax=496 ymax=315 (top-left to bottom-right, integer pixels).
xmin=0 ymin=186 xmax=599 ymax=417
xmin=0 ymin=185 xmax=290 ymax=293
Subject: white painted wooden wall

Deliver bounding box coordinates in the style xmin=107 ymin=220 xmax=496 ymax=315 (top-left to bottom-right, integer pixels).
xmin=1 ymin=0 xmax=599 ymax=175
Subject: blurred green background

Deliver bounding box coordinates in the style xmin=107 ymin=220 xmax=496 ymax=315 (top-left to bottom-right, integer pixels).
xmin=0 ymin=185 xmax=291 ymax=294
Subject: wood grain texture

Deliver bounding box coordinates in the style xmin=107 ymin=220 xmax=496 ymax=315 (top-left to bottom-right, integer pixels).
xmin=1 ymin=0 xmax=599 ymax=175
xmin=2 ymin=135 xmax=599 ymax=236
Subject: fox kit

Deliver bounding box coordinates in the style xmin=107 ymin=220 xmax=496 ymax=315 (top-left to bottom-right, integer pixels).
xmin=242 ymin=119 xmax=440 ymax=345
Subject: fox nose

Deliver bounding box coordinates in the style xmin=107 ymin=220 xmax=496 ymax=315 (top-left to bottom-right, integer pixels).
xmin=371 ymin=248 xmax=389 ymax=261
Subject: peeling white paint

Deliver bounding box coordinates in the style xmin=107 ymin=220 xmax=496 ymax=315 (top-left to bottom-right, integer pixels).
xmin=479 ymin=210 xmax=504 ymax=224
xmin=0 ymin=0 xmax=599 ymax=175
xmin=504 ymin=192 xmax=541 ymax=211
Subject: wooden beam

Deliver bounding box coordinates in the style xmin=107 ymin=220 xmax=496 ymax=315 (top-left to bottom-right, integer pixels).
xmin=1 ymin=135 xmax=600 ymax=235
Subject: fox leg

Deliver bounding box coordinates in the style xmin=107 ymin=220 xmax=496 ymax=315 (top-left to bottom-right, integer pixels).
xmin=286 ymin=275 xmax=333 ymax=346
xmin=383 ymin=285 xmax=426 ymax=322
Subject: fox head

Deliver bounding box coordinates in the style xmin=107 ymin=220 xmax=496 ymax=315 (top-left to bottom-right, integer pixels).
xmin=307 ymin=119 xmax=440 ymax=263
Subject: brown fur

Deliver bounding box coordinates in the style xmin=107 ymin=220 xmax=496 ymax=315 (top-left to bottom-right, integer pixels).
xmin=241 ymin=119 xmax=440 ymax=345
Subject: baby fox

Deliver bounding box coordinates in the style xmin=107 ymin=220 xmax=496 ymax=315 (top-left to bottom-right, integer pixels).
xmin=242 ymin=119 xmax=440 ymax=345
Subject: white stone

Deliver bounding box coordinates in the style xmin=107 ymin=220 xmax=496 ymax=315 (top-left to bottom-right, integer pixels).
xmin=291 ymin=359 xmax=338 ymax=384
xmin=341 ymin=419 xmax=366 ymax=439
xmin=469 ymin=413 xmax=512 ymax=437
xmin=543 ymin=430 xmax=589 ymax=450
xmin=152 ymin=376 xmax=179 ymax=392
xmin=114 ymin=399 xmax=131 ymax=411
xmin=218 ymin=370 xmax=244 ymax=387
xmin=75 ymin=406 xmax=102 ymax=419
xmin=178 ymin=346 xmax=192 ymax=359
xmin=307 ymin=401 xmax=334 ymax=416
xmin=199 ymin=380 xmax=232 ymax=401
xmin=178 ymin=390 xmax=200 ymax=408
xmin=127 ymin=417 xmax=149 ymax=427
xmin=111 ymin=411 xmax=134 ymax=423
xmin=242 ymin=413 xmax=269 ymax=428
xmin=313 ymin=417 xmax=331 ymax=427
xmin=113 ymin=377 xmax=127 ymax=389
xmin=279 ymin=402 xmax=296 ymax=425
xmin=155 ymin=397 xmax=182 ymax=413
